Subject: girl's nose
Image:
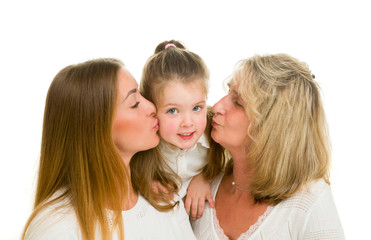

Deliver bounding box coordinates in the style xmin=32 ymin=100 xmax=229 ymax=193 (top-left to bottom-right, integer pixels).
xmin=180 ymin=112 xmax=193 ymax=127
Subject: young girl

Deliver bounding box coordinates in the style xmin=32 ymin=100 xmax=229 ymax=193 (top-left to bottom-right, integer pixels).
xmin=132 ymin=40 xmax=226 ymax=220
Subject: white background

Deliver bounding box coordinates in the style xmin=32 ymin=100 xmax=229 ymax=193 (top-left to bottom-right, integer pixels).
xmin=1 ymin=0 xmax=370 ymax=239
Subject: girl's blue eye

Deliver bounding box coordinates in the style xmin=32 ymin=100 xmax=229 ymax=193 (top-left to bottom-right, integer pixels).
xmin=193 ymin=106 xmax=201 ymax=111
xmin=168 ymin=108 xmax=178 ymax=114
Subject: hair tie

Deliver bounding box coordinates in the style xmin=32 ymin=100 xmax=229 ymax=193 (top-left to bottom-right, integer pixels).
xmin=311 ymin=74 xmax=315 ymax=79
xmin=165 ymin=43 xmax=176 ymax=49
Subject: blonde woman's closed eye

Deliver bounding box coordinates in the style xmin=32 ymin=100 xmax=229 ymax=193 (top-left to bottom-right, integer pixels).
xmin=233 ymin=98 xmax=243 ymax=108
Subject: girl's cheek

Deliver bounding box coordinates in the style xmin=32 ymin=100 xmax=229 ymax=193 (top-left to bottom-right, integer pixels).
xmin=197 ymin=115 xmax=208 ymax=132
xmin=159 ymin=119 xmax=178 ymax=136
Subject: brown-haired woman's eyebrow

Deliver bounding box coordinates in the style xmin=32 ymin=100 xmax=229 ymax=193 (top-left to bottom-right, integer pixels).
xmin=123 ymin=89 xmax=137 ymax=102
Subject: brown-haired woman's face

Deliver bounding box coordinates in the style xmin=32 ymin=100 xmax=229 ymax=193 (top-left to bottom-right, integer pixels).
xmin=211 ymin=82 xmax=250 ymax=152
xmin=112 ymin=68 xmax=159 ymax=163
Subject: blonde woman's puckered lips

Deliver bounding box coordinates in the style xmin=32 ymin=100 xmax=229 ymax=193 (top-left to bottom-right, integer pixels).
xmin=212 ymin=118 xmax=221 ymax=128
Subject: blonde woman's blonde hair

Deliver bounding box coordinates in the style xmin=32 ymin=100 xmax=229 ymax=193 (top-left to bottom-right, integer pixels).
xmin=22 ymin=58 xmax=129 ymax=240
xmin=228 ymin=53 xmax=330 ymax=204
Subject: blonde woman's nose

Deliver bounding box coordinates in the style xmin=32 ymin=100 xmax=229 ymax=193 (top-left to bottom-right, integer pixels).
xmin=212 ymin=96 xmax=227 ymax=115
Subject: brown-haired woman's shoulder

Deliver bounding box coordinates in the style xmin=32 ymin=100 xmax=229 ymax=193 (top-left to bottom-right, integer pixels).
xmin=24 ymin=193 xmax=80 ymax=240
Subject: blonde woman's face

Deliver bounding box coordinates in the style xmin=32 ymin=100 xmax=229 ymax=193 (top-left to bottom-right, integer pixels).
xmin=211 ymin=82 xmax=250 ymax=152
xmin=156 ymin=80 xmax=207 ymax=150
xmin=112 ymin=68 xmax=159 ymax=164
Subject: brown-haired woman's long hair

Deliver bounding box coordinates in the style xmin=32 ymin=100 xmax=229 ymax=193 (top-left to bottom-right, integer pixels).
xmin=228 ymin=54 xmax=330 ymax=205
xmin=22 ymin=58 xmax=129 ymax=240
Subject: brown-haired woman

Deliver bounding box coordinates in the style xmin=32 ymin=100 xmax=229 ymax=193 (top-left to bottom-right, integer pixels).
xmin=22 ymin=58 xmax=196 ymax=240
xmin=192 ymin=54 xmax=345 ymax=239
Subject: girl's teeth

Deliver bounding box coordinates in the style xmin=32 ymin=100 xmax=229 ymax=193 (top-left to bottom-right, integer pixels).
xmin=180 ymin=133 xmax=191 ymax=136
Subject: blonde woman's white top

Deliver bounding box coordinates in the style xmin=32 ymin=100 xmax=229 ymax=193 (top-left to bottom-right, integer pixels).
xmin=25 ymin=193 xmax=196 ymax=240
xmin=191 ymin=174 xmax=345 ymax=240
xmin=159 ymin=133 xmax=210 ymax=198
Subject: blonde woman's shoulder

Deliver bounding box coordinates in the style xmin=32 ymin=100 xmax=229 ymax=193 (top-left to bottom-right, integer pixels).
xmin=277 ymin=179 xmax=331 ymax=211
xmin=268 ymin=179 xmax=344 ymax=239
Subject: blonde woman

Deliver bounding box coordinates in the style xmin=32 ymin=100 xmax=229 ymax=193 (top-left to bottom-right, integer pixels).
xmin=192 ymin=54 xmax=345 ymax=239
xmin=22 ymin=58 xmax=196 ymax=240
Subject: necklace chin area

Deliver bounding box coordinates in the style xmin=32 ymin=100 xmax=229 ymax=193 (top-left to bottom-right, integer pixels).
xmin=231 ymin=177 xmax=250 ymax=192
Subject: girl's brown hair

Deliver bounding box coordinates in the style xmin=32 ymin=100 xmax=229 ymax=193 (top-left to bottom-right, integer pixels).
xmin=131 ymin=41 xmax=226 ymax=205
xmin=140 ymin=40 xmax=209 ymax=105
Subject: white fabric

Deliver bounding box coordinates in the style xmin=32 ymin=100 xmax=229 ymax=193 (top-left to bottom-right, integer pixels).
xmin=25 ymin=193 xmax=196 ymax=240
xmin=212 ymin=205 xmax=274 ymax=240
xmin=159 ymin=133 xmax=209 ymax=198
xmin=120 ymin=195 xmax=196 ymax=239
xmin=192 ymin=174 xmax=345 ymax=240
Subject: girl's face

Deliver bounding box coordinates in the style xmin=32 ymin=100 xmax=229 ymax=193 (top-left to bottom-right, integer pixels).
xmin=211 ymin=81 xmax=250 ymax=152
xmin=156 ymin=80 xmax=207 ymax=150
xmin=112 ymin=68 xmax=159 ymax=164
